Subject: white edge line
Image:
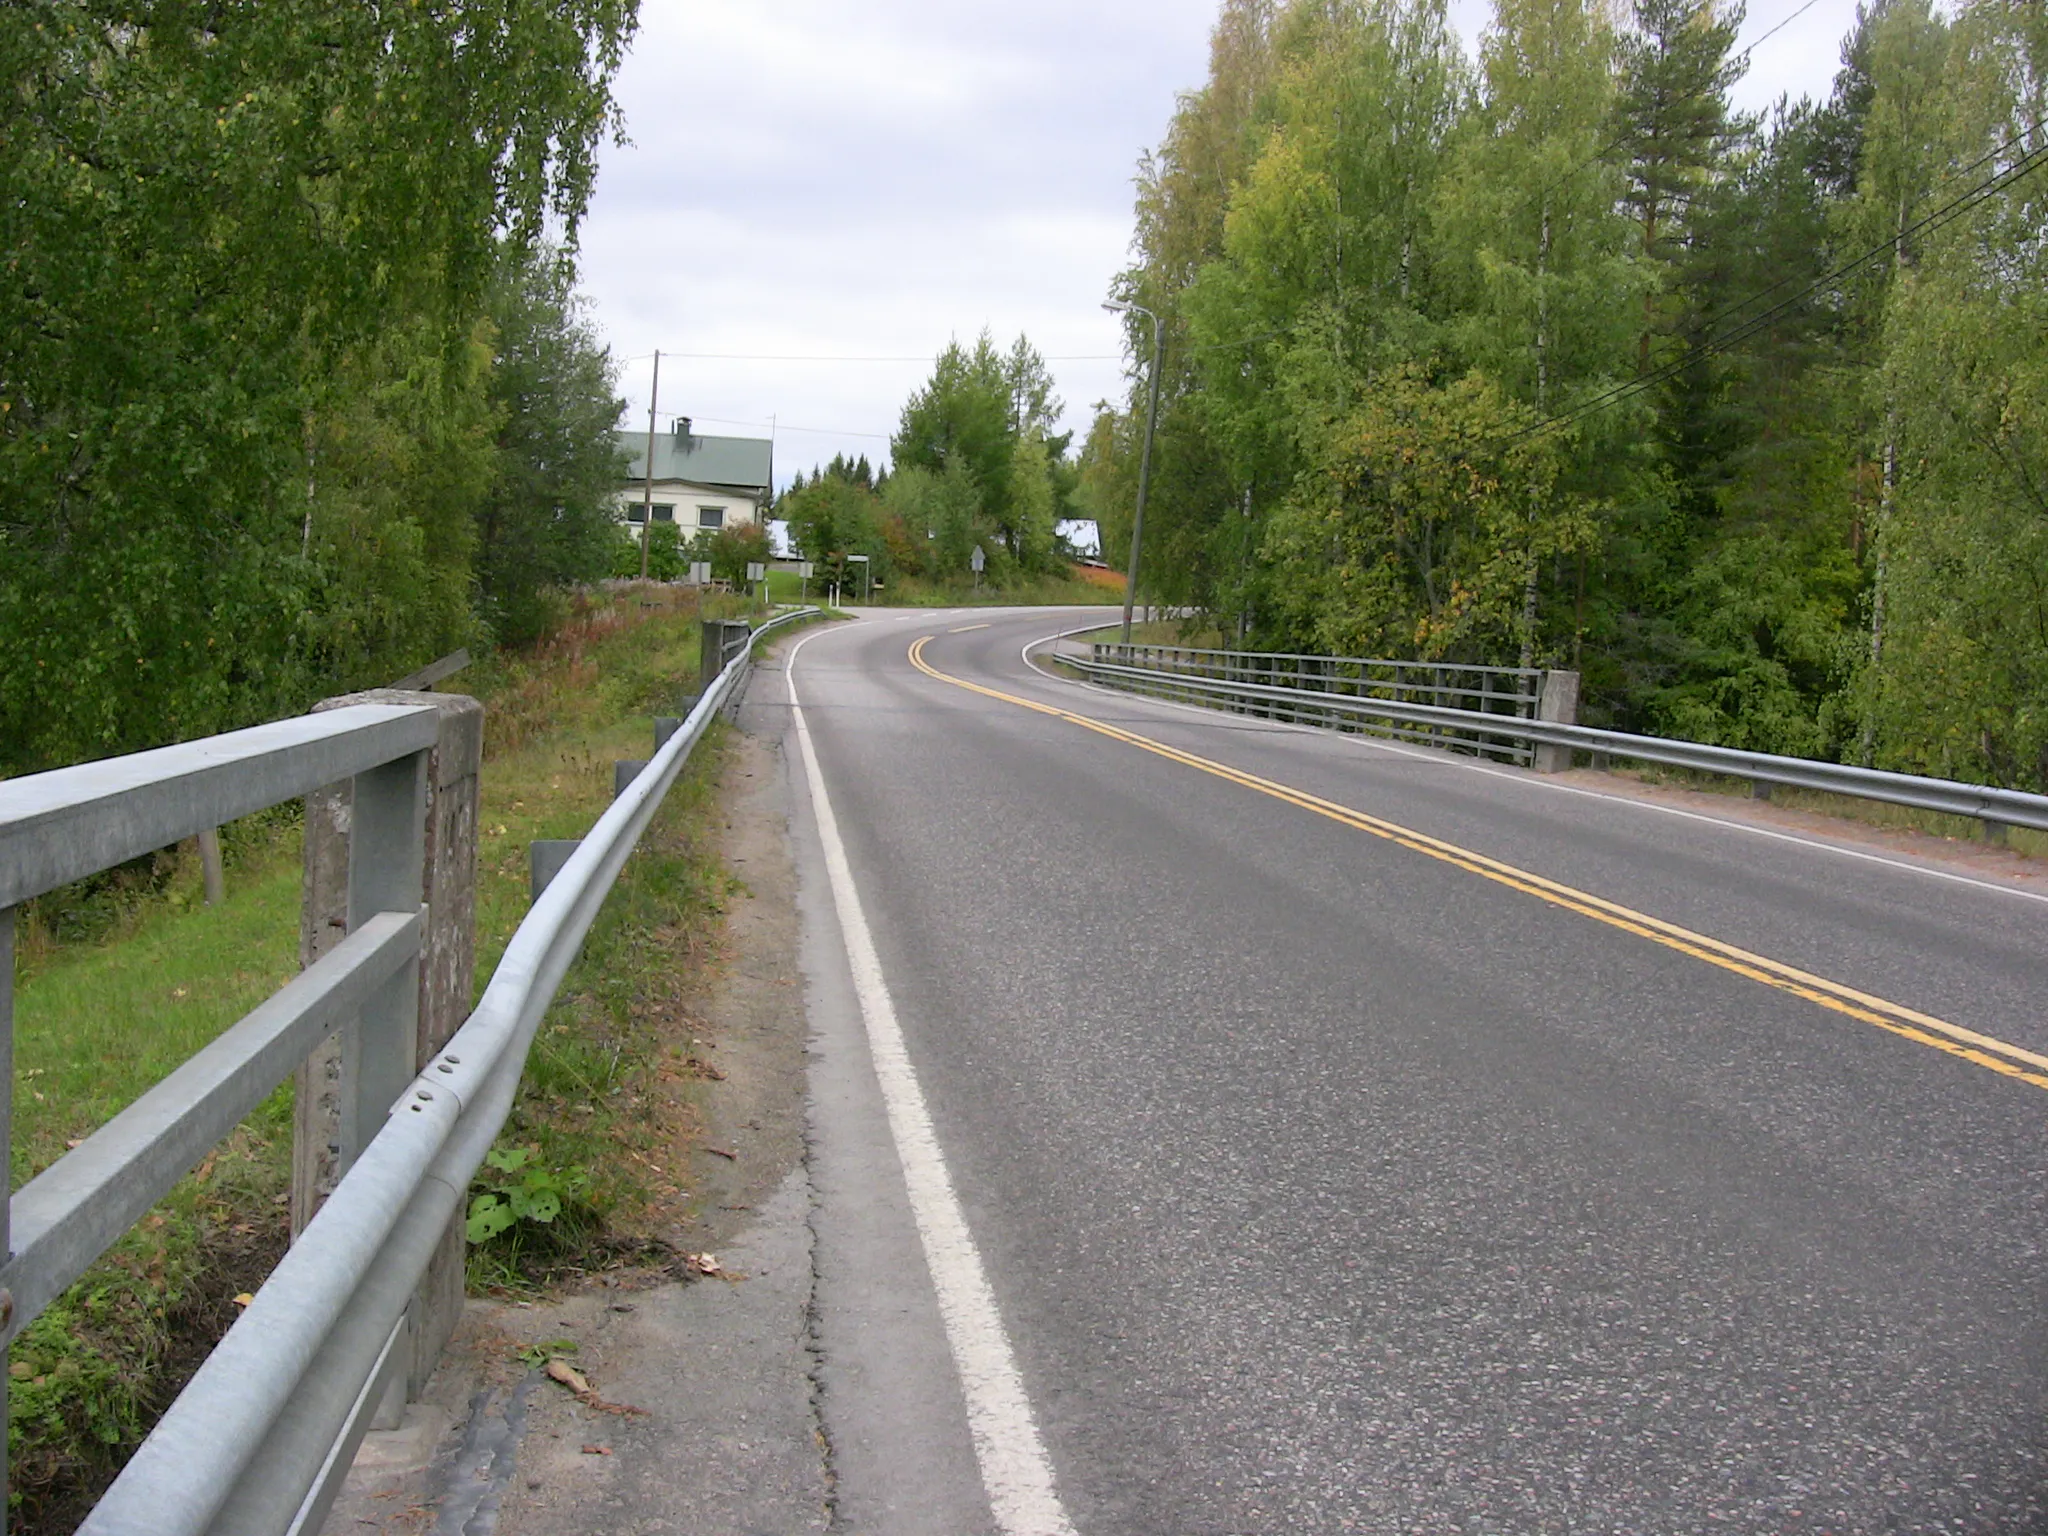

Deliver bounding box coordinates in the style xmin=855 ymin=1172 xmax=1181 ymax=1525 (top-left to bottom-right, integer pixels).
xmin=786 ymin=626 xmax=1079 ymax=1536
xmin=1016 ymin=627 xmax=2048 ymax=911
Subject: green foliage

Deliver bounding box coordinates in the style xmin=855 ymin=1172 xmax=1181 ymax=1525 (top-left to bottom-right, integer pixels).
xmin=466 ymin=1146 xmax=591 ymax=1243
xmin=614 ymin=522 xmax=686 ymax=581
xmin=0 ymin=1 xmax=639 ymax=772
xmin=698 ymin=522 xmax=774 ymax=585
xmin=1266 ymin=364 xmax=1575 ymax=658
xmin=1862 ymin=0 xmax=2048 ymax=789
xmin=515 ymin=1338 xmax=581 ymax=1368
xmin=477 ymin=247 xmax=632 ymax=646
xmin=303 ymin=317 xmax=495 ymax=694
xmin=782 ymin=473 xmax=884 ymax=584
xmin=889 ymin=332 xmax=1072 ymax=577
xmin=1107 ymin=0 xmax=2045 ymax=787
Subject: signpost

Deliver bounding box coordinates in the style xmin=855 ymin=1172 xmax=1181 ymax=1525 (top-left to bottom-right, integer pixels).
xmin=797 ymin=560 xmax=814 ymax=604
xmin=688 ymin=561 xmax=711 ymax=587
xmin=846 ymin=552 xmax=872 ymax=604
xmin=746 ymin=561 xmax=766 ymax=606
xmin=970 ymin=544 xmax=985 ymax=592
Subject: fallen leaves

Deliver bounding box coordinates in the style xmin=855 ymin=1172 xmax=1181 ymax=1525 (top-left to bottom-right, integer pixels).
xmin=543 ymin=1356 xmax=591 ymax=1394
xmin=682 ymin=1252 xmax=721 ymax=1277
xmin=542 ymin=1354 xmax=647 ymax=1418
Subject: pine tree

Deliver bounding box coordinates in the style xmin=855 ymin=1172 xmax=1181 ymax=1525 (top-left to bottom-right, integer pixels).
xmin=1616 ymin=0 xmax=1748 ymax=375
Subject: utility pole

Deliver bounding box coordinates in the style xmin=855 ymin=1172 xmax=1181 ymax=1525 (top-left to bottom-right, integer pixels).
xmin=1104 ymin=300 xmax=1163 ymax=650
xmin=639 ymin=349 xmax=661 ymax=580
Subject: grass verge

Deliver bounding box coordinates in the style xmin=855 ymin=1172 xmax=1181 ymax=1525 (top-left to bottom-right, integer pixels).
xmin=4 ymin=584 xmax=758 ymax=1530
xmin=1596 ymin=762 xmax=2046 ymax=860
xmin=457 ymin=596 xmax=770 ymax=1291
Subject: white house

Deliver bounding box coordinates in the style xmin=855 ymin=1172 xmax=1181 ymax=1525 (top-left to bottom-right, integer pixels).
xmin=616 ymin=418 xmax=773 ymax=536
xmin=1056 ymin=517 xmax=1102 ymax=560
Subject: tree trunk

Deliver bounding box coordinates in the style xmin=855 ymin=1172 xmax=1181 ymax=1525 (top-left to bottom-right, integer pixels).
xmin=1521 ymin=202 xmax=1551 ymax=672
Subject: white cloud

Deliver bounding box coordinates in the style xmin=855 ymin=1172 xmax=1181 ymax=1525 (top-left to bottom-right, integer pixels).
xmin=579 ymin=0 xmax=1872 ymax=487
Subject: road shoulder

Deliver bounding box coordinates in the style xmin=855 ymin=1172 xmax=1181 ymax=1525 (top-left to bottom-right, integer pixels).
xmin=320 ymin=716 xmax=827 ymax=1536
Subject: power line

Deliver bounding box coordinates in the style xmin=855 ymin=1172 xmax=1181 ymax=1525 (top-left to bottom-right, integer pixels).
xmin=616 ymin=349 xmax=1121 ymax=365
xmin=1504 ymin=131 xmax=2048 ymax=445
xmin=1514 ymin=143 xmax=2048 ymax=441
xmin=687 ymin=412 xmax=893 ymax=442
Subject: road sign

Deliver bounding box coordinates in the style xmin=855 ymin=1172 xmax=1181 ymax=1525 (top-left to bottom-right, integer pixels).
xmin=970 ymin=545 xmax=986 ymax=573
xmin=797 ymin=561 xmax=814 ymax=579
xmin=746 ymin=562 xmax=766 ymax=583
xmin=688 ymin=561 xmax=711 ymax=586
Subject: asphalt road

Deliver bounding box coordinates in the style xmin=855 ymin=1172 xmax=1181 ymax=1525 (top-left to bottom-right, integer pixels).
xmin=779 ymin=605 xmax=2048 ymax=1536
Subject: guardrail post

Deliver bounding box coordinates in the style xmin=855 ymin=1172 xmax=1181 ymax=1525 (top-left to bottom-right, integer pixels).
xmin=702 ymin=619 xmax=751 ymax=694
xmin=530 ymin=840 xmax=583 ymax=900
xmin=1533 ymin=670 xmax=1580 ymax=773
xmin=294 ymin=689 xmax=482 ymax=1413
xmin=195 ymin=827 xmax=226 ymax=905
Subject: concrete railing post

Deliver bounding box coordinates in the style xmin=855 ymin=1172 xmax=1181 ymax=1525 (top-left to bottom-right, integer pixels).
xmin=0 ymin=906 xmax=13 ymax=1526
xmin=294 ymin=689 xmax=482 ymax=1414
xmin=1533 ymin=670 xmax=1580 ymax=774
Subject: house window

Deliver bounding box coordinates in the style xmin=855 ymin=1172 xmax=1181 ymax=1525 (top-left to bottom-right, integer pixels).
xmin=698 ymin=506 xmax=726 ymax=530
xmin=652 ymin=503 xmax=676 ymax=523
xmin=626 ymin=503 xmax=676 ymax=524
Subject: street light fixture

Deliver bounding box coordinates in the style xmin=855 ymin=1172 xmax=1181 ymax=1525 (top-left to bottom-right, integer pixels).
xmin=1103 ymin=300 xmax=1164 ymax=650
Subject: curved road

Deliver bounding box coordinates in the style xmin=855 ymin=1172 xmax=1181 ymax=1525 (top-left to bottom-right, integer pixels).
xmin=768 ymin=606 xmax=2048 ymax=1535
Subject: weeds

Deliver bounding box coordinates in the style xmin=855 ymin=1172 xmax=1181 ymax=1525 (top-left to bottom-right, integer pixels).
xmin=462 ymin=701 xmax=740 ymax=1294
xmin=465 ymin=1147 xmax=589 ymax=1242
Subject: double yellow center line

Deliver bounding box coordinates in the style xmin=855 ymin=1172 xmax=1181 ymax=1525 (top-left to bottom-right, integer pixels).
xmin=908 ymin=636 xmax=2048 ymax=1095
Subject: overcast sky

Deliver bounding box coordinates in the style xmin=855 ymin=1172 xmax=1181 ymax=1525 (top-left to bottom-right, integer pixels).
xmin=577 ymin=0 xmax=1876 ymax=487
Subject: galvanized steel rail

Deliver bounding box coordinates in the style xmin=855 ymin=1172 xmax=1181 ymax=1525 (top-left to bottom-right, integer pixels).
xmin=1064 ymin=643 xmax=2048 ymax=835
xmin=0 ymin=606 xmax=812 ymax=1536
xmin=1075 ymin=642 xmax=1546 ymax=765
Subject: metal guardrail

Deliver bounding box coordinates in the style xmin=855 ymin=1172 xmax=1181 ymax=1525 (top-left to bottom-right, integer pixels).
xmin=1063 ymin=645 xmax=2048 ymax=835
xmin=1082 ymin=642 xmax=1546 ymax=765
xmin=0 ymin=606 xmax=813 ymax=1536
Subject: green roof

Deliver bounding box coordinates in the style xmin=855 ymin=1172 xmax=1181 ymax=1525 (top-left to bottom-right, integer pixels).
xmin=619 ymin=428 xmax=772 ymax=493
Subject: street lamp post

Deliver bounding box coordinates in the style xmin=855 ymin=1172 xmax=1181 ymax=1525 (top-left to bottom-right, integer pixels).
xmin=1104 ymin=300 xmax=1164 ymax=650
